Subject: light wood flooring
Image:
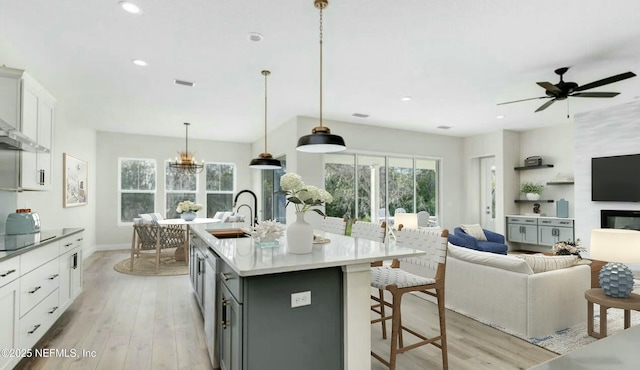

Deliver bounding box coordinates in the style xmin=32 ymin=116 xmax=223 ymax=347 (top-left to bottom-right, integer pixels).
xmin=18 ymin=250 xmax=557 ymax=370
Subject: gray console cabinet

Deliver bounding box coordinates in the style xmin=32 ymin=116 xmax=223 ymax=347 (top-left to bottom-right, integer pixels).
xmin=507 ymin=216 xmax=575 ymax=247
xmin=507 ymin=217 xmax=539 ymax=244
xmin=538 ymin=219 xmax=575 ymax=246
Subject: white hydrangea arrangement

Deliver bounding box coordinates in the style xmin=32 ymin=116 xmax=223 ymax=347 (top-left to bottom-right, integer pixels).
xmin=250 ymin=219 xmax=286 ymax=242
xmin=176 ymin=200 xmax=203 ymax=214
xmin=280 ymin=173 xmax=333 ymax=216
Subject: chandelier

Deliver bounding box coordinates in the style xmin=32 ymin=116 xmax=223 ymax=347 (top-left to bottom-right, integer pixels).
xmin=296 ymin=0 xmax=346 ymax=153
xmin=250 ymin=70 xmax=282 ymax=169
xmin=169 ymin=122 xmax=204 ymax=174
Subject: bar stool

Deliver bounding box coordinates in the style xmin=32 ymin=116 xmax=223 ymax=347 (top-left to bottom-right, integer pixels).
xmin=321 ymin=215 xmax=349 ymax=235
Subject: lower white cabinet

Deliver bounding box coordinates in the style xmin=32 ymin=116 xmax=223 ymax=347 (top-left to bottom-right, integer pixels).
xmin=59 ymin=247 xmax=82 ymax=311
xmin=18 ymin=289 xmax=59 ymax=349
xmin=0 ymin=280 xmax=20 ymax=370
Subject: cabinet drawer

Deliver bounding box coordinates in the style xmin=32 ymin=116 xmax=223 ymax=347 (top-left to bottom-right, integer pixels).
xmin=59 ymin=233 xmax=83 ymax=255
xmin=538 ymin=219 xmax=574 ymax=228
xmin=0 ymin=255 xmax=20 ymax=288
xmin=20 ymin=259 xmax=60 ymax=317
xmin=20 ymin=241 xmax=59 ymax=273
xmin=220 ymin=261 xmax=243 ymax=303
xmin=507 ymin=217 xmax=538 ymax=225
xmin=18 ymin=289 xmax=59 ymax=349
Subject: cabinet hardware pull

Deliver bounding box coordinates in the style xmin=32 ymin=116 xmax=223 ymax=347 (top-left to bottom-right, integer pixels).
xmin=221 ymin=273 xmax=233 ymax=281
xmin=49 ymin=274 xmax=59 ymax=280
xmin=72 ymin=253 xmax=78 ymax=269
xmin=221 ymin=320 xmax=229 ymax=329
xmin=221 ymin=298 xmax=229 ymax=329
xmin=0 ymin=269 xmax=16 ymax=277
xmin=29 ymin=286 xmax=42 ymax=294
xmin=28 ymin=324 xmax=41 ymax=335
xmin=48 ymin=306 xmax=59 ymax=314
xmin=39 ymin=169 xmax=45 ymax=185
xmin=77 ymin=238 xmax=84 ymax=241
xmin=197 ymin=257 xmax=204 ymax=275
xmin=65 ymin=243 xmax=73 ymax=247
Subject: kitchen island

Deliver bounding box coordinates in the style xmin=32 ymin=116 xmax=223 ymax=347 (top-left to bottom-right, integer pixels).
xmin=189 ymin=223 xmax=424 ymax=370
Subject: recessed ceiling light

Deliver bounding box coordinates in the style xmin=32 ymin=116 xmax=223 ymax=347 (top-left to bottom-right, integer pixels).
xmin=352 ymin=113 xmax=369 ymax=118
xmin=496 ymin=115 xmax=505 ymax=119
xmin=437 ymin=125 xmax=451 ymax=130
xmin=174 ymin=79 xmax=195 ymax=87
xmin=119 ymin=1 xmax=142 ymax=14
xmin=400 ymin=96 xmax=412 ymax=101
xmin=247 ymin=32 xmax=264 ymax=42
xmin=131 ymin=59 xmax=148 ymax=66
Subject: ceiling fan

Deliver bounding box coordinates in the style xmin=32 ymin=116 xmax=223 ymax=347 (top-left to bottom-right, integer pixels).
xmin=497 ymin=67 xmax=636 ymax=112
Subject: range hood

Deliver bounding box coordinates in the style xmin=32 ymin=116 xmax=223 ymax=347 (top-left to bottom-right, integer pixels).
xmin=0 ymin=117 xmax=49 ymax=153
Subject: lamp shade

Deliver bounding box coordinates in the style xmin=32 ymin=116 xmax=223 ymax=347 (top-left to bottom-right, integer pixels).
xmin=296 ymin=130 xmax=346 ymax=153
xmin=394 ymin=213 xmax=419 ymax=230
xmin=590 ymin=228 xmax=640 ymax=263
xmin=249 ymin=153 xmax=282 ymax=169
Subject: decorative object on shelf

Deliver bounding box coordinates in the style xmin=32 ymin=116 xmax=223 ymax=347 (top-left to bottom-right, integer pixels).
xmin=249 ymin=219 xmax=285 ymax=248
xmin=590 ymin=229 xmax=640 ymax=298
xmin=176 ymin=200 xmax=203 ymax=221
xmin=524 ymin=156 xmax=543 ymax=167
xmin=520 ymin=182 xmax=544 ymax=200
xmin=552 ymin=238 xmax=585 ymax=258
xmin=296 ymin=0 xmax=347 ymax=153
xmin=533 ymin=203 xmax=541 ymax=214
xmin=280 ymin=172 xmax=333 ymax=253
xmin=548 ymin=173 xmax=574 ymax=184
xmin=556 ymin=198 xmax=569 ymax=218
xmin=168 ymin=122 xmax=204 ymax=174
xmin=63 ymin=153 xmax=88 ymax=207
xmin=249 ymin=70 xmax=282 ymax=169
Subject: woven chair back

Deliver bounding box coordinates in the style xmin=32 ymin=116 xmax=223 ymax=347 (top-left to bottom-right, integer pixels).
xmin=351 ymin=220 xmax=387 ymax=243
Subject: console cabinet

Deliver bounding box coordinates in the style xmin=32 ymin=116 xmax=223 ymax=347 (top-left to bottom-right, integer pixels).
xmin=0 ymin=230 xmax=83 ymax=370
xmin=507 ymin=216 xmax=574 ymax=247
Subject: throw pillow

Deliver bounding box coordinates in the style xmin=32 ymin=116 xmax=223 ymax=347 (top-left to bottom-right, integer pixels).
xmin=516 ymin=254 xmax=579 ymax=273
xmin=460 ymin=224 xmax=487 ymax=241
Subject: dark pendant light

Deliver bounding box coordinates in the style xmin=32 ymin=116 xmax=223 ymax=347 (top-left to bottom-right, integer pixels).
xmin=168 ymin=122 xmax=204 ymax=174
xmin=249 ymin=70 xmax=282 ymax=169
xmin=296 ymin=0 xmax=346 ymax=153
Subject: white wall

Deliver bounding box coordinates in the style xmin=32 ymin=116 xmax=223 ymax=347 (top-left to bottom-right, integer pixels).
xmin=96 ymin=131 xmax=253 ymax=248
xmin=574 ymin=100 xmax=640 ymax=254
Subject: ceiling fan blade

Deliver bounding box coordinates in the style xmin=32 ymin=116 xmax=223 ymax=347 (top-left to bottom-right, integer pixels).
xmin=574 ymin=71 xmax=636 ymax=92
xmin=537 ymin=81 xmax=561 ymax=93
xmin=570 ymin=92 xmax=620 ymax=98
xmin=535 ymin=99 xmax=556 ymax=112
xmin=497 ymin=96 xmax=549 ymax=106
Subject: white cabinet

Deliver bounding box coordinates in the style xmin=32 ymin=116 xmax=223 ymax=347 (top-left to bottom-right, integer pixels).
xmin=0 ymin=67 xmax=55 ymax=190
xmin=0 ymin=280 xmax=19 ymax=370
xmin=59 ymin=234 xmax=83 ymax=311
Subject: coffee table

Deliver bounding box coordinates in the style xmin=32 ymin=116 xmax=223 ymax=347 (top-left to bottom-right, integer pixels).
xmin=585 ymin=288 xmax=640 ymax=338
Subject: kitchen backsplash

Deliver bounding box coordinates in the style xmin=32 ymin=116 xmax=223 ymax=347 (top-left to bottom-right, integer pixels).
xmin=0 ymin=191 xmax=18 ymax=235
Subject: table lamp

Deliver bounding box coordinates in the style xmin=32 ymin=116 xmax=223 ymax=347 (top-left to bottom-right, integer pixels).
xmin=590 ymin=229 xmax=640 ymax=298
xmin=393 ymin=213 xmax=418 ymax=230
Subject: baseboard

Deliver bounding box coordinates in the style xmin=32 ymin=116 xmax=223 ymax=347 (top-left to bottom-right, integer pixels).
xmin=96 ymin=243 xmax=129 ymax=251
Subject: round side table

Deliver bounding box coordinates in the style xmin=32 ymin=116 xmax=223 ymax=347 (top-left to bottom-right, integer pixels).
xmin=584 ymin=288 xmax=640 ymax=338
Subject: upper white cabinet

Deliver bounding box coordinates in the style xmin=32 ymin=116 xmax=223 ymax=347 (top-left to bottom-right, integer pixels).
xmin=0 ymin=67 xmax=55 ymax=190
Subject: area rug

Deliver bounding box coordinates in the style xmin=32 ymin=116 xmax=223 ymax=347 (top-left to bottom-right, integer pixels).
xmin=113 ymin=249 xmax=188 ymax=276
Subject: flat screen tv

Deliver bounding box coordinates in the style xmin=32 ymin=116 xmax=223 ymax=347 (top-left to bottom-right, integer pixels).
xmin=591 ymin=153 xmax=640 ymax=202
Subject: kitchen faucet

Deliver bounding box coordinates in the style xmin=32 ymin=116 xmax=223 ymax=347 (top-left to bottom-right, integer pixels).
xmin=233 ymin=189 xmax=258 ymax=226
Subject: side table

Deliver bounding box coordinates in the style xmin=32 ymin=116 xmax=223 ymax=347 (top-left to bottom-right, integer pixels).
xmin=585 ymin=288 xmax=640 ymax=338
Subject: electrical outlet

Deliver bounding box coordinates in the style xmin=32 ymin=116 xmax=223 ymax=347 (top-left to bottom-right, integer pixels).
xmin=291 ymin=291 xmax=311 ymax=308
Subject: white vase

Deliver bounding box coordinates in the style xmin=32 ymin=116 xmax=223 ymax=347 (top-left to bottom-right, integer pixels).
xmin=525 ymin=193 xmax=540 ymax=201
xmin=286 ymin=212 xmax=314 ymax=254
xmin=180 ymin=211 xmax=197 ymax=221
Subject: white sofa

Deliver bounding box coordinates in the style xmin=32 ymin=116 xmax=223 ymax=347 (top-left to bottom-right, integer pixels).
xmin=400 ymin=243 xmax=591 ymax=338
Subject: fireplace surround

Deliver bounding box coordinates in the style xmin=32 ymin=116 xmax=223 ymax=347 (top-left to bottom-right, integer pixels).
xmin=601 ymin=210 xmax=640 ymax=231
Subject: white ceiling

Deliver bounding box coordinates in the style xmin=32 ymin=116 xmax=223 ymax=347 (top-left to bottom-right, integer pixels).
xmin=2 ymin=0 xmax=640 ymax=143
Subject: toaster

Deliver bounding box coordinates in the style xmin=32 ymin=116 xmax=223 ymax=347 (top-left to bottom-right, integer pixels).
xmin=6 ymin=211 xmax=41 ymax=235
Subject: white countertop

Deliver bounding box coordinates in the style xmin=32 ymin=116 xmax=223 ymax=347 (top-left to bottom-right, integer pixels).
xmin=528 ymin=324 xmax=640 ymax=369
xmin=506 ymin=215 xmax=575 ymax=220
xmin=190 ymin=224 xmax=425 ymax=277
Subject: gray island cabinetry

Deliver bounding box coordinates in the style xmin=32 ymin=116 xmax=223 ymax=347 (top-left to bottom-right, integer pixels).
xmin=188 ymin=223 xmax=422 ymax=370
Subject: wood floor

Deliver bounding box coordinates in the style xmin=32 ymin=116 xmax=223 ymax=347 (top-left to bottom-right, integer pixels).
xmin=18 ymin=250 xmax=557 ymax=370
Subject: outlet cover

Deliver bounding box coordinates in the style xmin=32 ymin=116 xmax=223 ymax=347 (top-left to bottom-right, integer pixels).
xmin=291 ymin=291 xmax=311 ymax=308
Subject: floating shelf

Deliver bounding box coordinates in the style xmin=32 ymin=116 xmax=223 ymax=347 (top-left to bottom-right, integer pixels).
xmin=514 ymin=200 xmax=555 ymax=203
xmin=514 ymin=164 xmax=554 ymax=170
xmin=546 ymin=181 xmax=574 ymax=185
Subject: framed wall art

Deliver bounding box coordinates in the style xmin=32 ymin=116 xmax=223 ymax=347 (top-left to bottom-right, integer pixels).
xmin=64 ymin=153 xmax=88 ymax=207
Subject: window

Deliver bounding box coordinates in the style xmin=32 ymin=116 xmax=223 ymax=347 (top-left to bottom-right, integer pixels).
xmin=324 ymin=154 xmax=439 ymax=223
xmin=119 ymin=158 xmax=156 ymax=224
xmin=262 ymin=156 xmax=287 ymax=223
xmin=206 ymin=163 xmax=235 ymax=217
xmin=165 ymin=161 xmax=198 ymax=219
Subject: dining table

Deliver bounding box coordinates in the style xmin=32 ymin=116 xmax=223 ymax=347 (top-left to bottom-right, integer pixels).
xmin=156 ymin=217 xmax=218 ymax=261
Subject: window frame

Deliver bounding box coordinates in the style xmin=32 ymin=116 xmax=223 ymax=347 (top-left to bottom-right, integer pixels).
xmin=164 ymin=160 xmax=200 ymax=219
xmin=117 ymin=157 xmax=157 ymax=226
xmin=205 ymin=162 xmax=237 ymax=217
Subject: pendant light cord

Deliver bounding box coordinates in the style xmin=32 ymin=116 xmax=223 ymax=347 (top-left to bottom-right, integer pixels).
xmin=264 ymin=71 xmax=268 ymax=152
xmin=319 ymin=5 xmax=323 ymax=127
xmin=185 ymin=123 xmax=189 ymax=158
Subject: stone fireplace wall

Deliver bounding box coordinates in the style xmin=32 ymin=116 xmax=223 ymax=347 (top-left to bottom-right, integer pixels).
xmin=574 ymin=100 xmax=640 ymax=259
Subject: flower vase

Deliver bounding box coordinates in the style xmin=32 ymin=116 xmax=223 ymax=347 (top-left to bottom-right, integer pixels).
xmin=180 ymin=211 xmax=197 ymax=221
xmin=287 ymin=212 xmax=314 ymax=254
xmin=525 ymin=193 xmax=540 ymax=201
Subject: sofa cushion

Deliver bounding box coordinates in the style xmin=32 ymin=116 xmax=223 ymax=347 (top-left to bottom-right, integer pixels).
xmin=460 ymin=224 xmax=487 ymax=241
xmin=516 ymin=254 xmax=579 ymax=273
xmin=476 ymin=241 xmax=509 ymax=254
xmin=447 ymin=243 xmax=534 ymax=274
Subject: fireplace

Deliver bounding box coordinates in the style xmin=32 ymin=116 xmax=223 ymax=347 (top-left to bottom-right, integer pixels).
xmin=601 ymin=210 xmax=640 ymax=231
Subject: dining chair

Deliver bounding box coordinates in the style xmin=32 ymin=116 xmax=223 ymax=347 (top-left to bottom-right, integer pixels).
xmin=370 ymin=226 xmax=450 ymax=370
xmin=131 ymin=224 xmax=186 ymax=273
xmin=351 ymin=220 xmax=387 ymax=242
xmin=321 ymin=215 xmax=349 ymax=235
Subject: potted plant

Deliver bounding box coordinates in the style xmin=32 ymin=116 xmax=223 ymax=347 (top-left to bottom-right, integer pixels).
xmin=520 ymin=182 xmax=544 ymax=200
